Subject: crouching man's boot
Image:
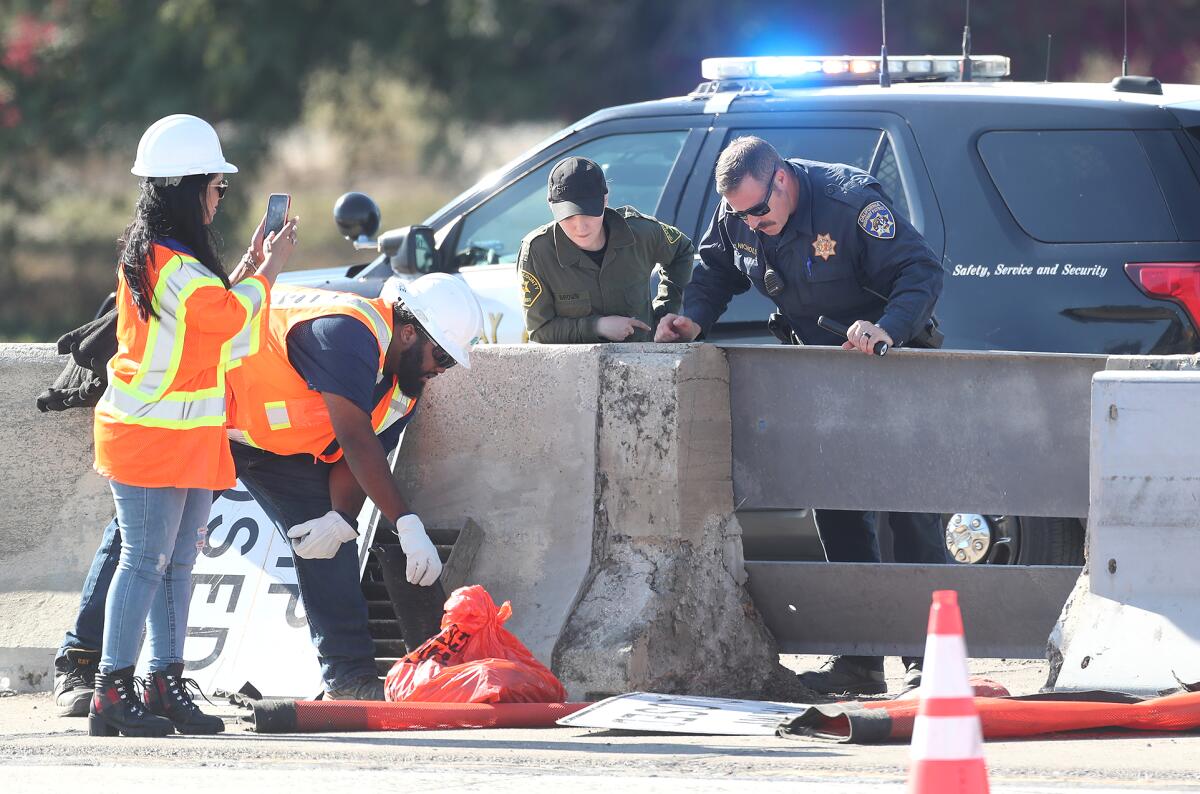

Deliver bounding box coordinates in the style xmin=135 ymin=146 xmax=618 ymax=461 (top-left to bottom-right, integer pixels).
xmin=145 ymin=663 xmax=225 ymax=735
xmin=54 ymin=648 xmax=99 ymax=717
xmin=797 ymin=655 xmax=887 ymax=696
xmin=89 ymin=667 xmax=174 ymax=737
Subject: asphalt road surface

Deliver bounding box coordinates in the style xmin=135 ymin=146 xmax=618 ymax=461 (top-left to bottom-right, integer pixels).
xmin=2 ymin=658 xmax=1197 ymax=792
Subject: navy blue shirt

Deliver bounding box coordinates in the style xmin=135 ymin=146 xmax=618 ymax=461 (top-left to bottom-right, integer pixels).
xmin=684 ymin=159 xmax=943 ymax=347
xmin=286 ymin=316 xmax=413 ymax=455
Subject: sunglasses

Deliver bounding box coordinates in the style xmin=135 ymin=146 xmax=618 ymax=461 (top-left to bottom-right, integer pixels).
xmin=214 ymin=179 xmax=229 ymax=199
xmin=730 ymin=170 xmax=779 ymax=220
xmin=414 ymin=322 xmax=457 ymax=369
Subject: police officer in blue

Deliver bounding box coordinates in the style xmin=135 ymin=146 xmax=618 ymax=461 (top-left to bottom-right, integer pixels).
xmin=656 ymin=136 xmax=948 ymax=696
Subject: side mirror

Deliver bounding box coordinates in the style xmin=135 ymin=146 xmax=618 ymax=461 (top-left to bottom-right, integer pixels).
xmin=383 ymin=225 xmax=437 ymax=276
xmin=333 ymin=192 xmax=381 ymax=244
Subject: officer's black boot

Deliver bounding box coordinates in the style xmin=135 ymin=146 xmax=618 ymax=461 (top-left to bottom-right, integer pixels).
xmin=797 ymin=655 xmax=887 ymax=696
xmin=144 ymin=664 xmax=225 ymax=735
xmin=88 ymin=667 xmax=174 ymax=737
xmin=54 ymin=648 xmax=99 ymax=717
xmin=900 ymin=656 xmax=923 ymax=693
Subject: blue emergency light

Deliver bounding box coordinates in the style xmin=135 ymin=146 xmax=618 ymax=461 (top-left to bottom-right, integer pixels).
xmin=701 ymin=54 xmax=1010 ymax=82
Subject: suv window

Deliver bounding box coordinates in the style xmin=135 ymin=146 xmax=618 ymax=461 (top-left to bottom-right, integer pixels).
xmin=455 ymin=130 xmax=689 ymax=266
xmin=978 ymin=130 xmax=1177 ymax=243
xmin=698 ymin=128 xmax=906 ymax=237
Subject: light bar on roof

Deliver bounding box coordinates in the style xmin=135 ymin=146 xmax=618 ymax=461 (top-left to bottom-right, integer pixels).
xmin=701 ymin=55 xmax=1011 ymax=81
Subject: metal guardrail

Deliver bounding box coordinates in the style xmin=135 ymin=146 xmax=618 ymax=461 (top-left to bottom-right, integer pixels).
xmin=726 ymin=346 xmax=1106 ymax=517
xmin=722 ymin=345 xmax=1105 ymax=658
xmin=745 ymin=561 xmax=1080 ymax=658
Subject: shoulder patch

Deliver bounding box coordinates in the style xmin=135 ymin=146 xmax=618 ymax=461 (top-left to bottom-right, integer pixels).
xmin=857 ymin=200 xmax=896 ymax=240
xmin=521 ymin=222 xmax=555 ymax=246
xmin=521 ymin=269 xmax=543 ymax=308
xmin=659 ymin=222 xmax=683 ymax=245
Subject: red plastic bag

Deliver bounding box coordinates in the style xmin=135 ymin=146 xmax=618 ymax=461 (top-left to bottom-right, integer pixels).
xmin=384 ymin=584 xmax=567 ymax=704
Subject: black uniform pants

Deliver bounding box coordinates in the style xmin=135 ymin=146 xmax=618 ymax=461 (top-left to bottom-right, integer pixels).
xmin=812 ymin=509 xmax=949 ymax=672
xmin=812 ymin=509 xmax=949 ymax=564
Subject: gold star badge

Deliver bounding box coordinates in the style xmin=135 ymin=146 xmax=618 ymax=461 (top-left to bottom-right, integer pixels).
xmin=812 ymin=233 xmax=837 ymax=261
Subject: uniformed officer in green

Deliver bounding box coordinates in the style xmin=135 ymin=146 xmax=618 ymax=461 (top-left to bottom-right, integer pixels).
xmin=518 ymin=156 xmax=694 ymax=343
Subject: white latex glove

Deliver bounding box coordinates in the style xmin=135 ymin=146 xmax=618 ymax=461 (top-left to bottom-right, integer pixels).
xmin=395 ymin=513 xmax=442 ymax=586
xmin=286 ymin=511 xmax=358 ymax=559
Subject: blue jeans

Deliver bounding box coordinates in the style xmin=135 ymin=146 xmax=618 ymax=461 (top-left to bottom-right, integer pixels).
xmin=100 ymin=483 xmax=211 ymax=674
xmin=61 ymin=445 xmax=378 ymax=690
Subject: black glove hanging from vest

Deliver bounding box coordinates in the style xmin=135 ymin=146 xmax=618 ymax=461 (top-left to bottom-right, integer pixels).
xmin=35 ymin=307 xmax=118 ymax=412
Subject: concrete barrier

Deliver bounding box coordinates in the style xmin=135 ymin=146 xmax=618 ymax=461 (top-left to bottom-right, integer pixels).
xmin=1047 ymin=362 xmax=1200 ymax=695
xmin=395 ymin=343 xmax=793 ymax=700
xmin=0 ymin=345 xmax=112 ymax=691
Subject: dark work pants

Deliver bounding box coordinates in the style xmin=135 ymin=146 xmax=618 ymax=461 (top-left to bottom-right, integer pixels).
xmin=812 ymin=509 xmax=949 ymax=671
xmin=58 ymin=443 xmax=378 ymax=691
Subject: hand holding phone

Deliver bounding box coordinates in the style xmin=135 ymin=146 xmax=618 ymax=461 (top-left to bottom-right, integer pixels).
xmin=263 ymin=193 xmax=291 ymax=242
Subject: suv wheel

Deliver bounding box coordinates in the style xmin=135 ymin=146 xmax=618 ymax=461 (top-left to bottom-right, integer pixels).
xmin=943 ymin=514 xmax=1084 ymax=566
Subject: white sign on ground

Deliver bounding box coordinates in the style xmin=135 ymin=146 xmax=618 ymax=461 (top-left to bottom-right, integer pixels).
xmin=558 ymin=692 xmax=808 ymax=736
xmin=136 ymin=481 xmax=376 ymax=698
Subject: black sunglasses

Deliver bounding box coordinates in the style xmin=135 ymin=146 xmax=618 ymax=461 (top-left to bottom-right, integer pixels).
xmin=730 ymin=170 xmax=779 ymax=220
xmin=214 ymin=179 xmax=229 ymax=199
xmin=414 ymin=322 xmax=456 ymax=369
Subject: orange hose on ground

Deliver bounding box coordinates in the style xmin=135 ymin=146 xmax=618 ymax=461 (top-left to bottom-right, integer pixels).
xmin=794 ymin=690 xmax=1200 ymax=742
xmin=252 ymin=699 xmax=589 ymax=734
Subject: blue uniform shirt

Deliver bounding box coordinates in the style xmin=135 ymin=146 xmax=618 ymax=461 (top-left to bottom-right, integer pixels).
xmin=684 ymin=159 xmax=943 ymax=346
xmin=286 ymin=316 xmax=414 ymax=455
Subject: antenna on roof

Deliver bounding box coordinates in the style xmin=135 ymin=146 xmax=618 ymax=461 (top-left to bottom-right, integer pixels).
xmin=960 ymin=0 xmax=973 ymax=82
xmin=1044 ymin=34 xmax=1052 ymax=82
xmin=1121 ymin=0 xmax=1129 ymax=77
xmin=879 ymin=0 xmax=891 ymax=88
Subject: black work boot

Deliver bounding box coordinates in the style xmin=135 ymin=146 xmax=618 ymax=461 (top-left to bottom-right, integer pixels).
xmin=54 ymin=648 xmax=99 ymax=717
xmin=144 ymin=664 xmax=225 ymax=735
xmin=89 ymin=667 xmax=174 ymax=737
xmin=797 ymin=655 xmax=888 ymax=696
xmin=899 ymin=657 xmax=924 ymax=693
xmin=323 ymin=674 xmax=385 ymax=701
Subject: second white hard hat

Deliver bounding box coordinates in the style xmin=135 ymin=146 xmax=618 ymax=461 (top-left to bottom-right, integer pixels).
xmin=392 ymin=274 xmax=484 ymax=369
xmin=131 ymin=114 xmax=238 ymax=179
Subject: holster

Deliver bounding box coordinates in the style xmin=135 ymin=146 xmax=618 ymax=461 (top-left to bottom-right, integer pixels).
xmin=767 ymin=313 xmax=801 ymax=346
xmin=908 ymin=315 xmax=945 ymax=349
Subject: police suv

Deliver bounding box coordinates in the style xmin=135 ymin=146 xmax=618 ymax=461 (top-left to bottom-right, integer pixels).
xmin=287 ymin=54 xmax=1200 ymax=566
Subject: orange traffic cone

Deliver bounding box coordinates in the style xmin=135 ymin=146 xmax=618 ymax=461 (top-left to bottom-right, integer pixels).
xmin=908 ymin=590 xmax=990 ymax=793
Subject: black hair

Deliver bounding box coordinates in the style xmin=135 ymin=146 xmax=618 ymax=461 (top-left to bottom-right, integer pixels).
xmin=392 ymin=302 xmax=418 ymax=328
xmin=117 ymin=174 xmax=229 ymax=321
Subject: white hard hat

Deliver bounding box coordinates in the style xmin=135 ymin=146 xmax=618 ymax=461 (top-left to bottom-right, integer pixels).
xmin=394 ymin=274 xmax=484 ymax=369
xmin=131 ymin=114 xmax=238 ymax=179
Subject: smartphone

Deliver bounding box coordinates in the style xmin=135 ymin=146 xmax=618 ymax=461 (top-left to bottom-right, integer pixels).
xmin=264 ymin=193 xmax=291 ymax=241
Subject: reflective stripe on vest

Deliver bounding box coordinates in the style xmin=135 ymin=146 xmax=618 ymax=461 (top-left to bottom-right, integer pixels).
xmin=269 ymin=288 xmax=391 ymax=351
xmin=264 ymin=401 xmax=291 ymax=430
xmin=98 ymin=253 xmax=249 ymax=429
xmin=99 ymin=383 xmax=228 ymax=428
xmin=379 ymin=384 xmax=416 ymax=435
xmin=226 ymin=277 xmax=269 ymax=365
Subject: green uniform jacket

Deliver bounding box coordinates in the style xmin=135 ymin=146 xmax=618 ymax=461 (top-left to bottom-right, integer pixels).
xmin=517 ymin=206 xmax=695 ymax=344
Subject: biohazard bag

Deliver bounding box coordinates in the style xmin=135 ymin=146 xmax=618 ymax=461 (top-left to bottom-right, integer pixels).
xmin=384 ymin=584 xmax=567 ymax=704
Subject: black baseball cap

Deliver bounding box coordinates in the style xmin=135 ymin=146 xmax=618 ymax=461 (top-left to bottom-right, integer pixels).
xmin=547 ymin=156 xmax=608 ymax=221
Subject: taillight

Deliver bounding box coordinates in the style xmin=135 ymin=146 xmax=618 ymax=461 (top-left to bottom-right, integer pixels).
xmin=1125 ymin=262 xmax=1200 ymax=329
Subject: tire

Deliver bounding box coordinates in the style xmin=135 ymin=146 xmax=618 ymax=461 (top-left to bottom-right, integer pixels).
xmin=942 ymin=514 xmax=1085 ymax=566
xmin=1013 ymin=515 xmax=1085 ymax=566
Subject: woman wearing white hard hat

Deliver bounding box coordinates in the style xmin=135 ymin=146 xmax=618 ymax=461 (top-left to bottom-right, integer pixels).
xmin=89 ymin=114 xmax=297 ymax=738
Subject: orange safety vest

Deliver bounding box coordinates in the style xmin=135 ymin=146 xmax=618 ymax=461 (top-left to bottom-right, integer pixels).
xmin=225 ymin=286 xmax=416 ymax=463
xmin=94 ymin=241 xmax=269 ymax=489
